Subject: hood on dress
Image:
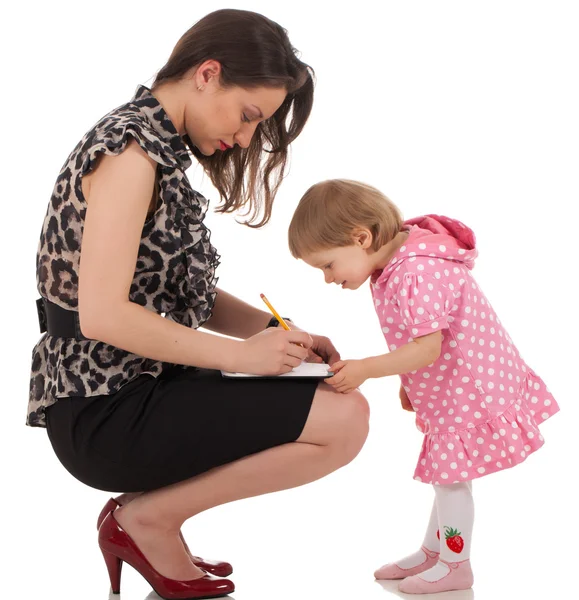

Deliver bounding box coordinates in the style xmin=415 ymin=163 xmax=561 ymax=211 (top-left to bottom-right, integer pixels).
xmin=379 ymin=214 xmax=478 ymax=281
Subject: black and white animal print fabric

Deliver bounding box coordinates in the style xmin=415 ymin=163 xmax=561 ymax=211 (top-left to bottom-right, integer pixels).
xmin=28 ymin=86 xmax=220 ymax=427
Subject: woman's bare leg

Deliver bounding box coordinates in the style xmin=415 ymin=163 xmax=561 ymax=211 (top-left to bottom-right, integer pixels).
xmin=115 ymin=384 xmax=369 ymax=580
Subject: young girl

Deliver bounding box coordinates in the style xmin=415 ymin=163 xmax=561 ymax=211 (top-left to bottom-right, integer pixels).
xmin=288 ymin=179 xmax=559 ymax=594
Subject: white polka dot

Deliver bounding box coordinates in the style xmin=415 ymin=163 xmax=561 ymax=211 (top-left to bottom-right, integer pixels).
xmin=461 ymin=471 xmax=468 ymax=478
xmin=484 ymin=455 xmax=491 ymax=462
xmin=477 ymin=467 xmax=486 ymax=474
xmin=439 ymin=245 xmax=446 ymax=252
xmin=441 ymin=453 xmax=447 ymax=460
xmin=450 ymin=462 xmax=457 ymax=469
xmin=447 ymin=443 xmax=454 ymax=450
xmin=423 ymin=295 xmax=430 ymax=302
xmin=441 ymin=472 xmax=449 ymax=479
xmin=419 ymin=243 xmax=427 ymax=250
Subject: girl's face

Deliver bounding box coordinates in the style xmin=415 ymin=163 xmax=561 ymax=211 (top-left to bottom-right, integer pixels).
xmin=184 ymin=61 xmax=287 ymax=156
xmin=302 ymin=243 xmax=377 ymax=291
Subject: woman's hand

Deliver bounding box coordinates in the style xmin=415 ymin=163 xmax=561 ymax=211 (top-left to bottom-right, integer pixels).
xmin=235 ymin=328 xmax=312 ymax=375
xmin=288 ymin=324 xmax=341 ymax=365
xmin=324 ymin=359 xmax=370 ymax=393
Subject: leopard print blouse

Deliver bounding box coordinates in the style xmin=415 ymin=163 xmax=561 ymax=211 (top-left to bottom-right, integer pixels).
xmin=28 ymin=85 xmax=220 ymax=428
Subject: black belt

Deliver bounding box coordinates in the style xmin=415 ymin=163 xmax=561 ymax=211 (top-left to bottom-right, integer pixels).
xmin=36 ymin=297 xmax=88 ymax=340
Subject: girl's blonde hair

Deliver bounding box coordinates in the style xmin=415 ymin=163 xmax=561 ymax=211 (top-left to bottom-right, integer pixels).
xmin=288 ymin=179 xmax=403 ymax=258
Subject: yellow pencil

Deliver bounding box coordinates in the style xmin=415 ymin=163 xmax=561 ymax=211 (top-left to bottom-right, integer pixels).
xmin=260 ymin=293 xmax=291 ymax=330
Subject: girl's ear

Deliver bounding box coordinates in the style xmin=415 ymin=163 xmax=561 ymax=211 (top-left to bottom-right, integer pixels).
xmin=352 ymin=228 xmax=373 ymax=250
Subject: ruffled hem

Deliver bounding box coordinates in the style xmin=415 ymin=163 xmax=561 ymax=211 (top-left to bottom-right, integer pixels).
xmin=27 ymin=335 xmax=165 ymax=428
xmin=413 ymin=372 xmax=559 ymax=484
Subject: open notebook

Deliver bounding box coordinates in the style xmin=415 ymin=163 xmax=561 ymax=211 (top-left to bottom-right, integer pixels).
xmin=221 ymin=362 xmax=333 ymax=379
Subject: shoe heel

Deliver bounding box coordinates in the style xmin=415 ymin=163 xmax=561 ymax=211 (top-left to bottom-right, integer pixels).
xmin=101 ymin=549 xmax=123 ymax=594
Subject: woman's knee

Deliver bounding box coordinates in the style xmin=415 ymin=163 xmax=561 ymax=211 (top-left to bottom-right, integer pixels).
xmin=298 ymin=383 xmax=370 ymax=463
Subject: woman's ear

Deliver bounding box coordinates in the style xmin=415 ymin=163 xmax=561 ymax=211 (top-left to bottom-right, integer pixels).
xmin=352 ymin=228 xmax=373 ymax=250
xmin=194 ymin=59 xmax=222 ymax=89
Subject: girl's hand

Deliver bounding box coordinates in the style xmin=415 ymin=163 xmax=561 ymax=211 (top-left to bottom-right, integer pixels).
xmin=237 ymin=328 xmax=312 ymax=375
xmin=324 ymin=359 xmax=369 ymax=393
xmin=400 ymin=385 xmax=414 ymax=411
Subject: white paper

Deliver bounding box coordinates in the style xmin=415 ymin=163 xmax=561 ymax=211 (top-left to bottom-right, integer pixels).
xmin=221 ymin=362 xmax=333 ymax=378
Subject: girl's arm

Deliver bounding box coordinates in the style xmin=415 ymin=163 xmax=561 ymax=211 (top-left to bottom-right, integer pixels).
xmin=365 ymin=331 xmax=443 ymax=378
xmin=79 ymin=140 xmax=311 ymax=375
xmin=325 ymin=331 xmax=442 ymax=393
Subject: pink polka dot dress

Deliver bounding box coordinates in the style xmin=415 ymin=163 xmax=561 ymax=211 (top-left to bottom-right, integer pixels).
xmin=370 ymin=215 xmax=559 ymax=485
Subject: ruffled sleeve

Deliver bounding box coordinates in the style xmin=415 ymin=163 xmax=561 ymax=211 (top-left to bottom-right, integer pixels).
xmin=393 ymin=271 xmax=455 ymax=338
xmin=78 ymin=108 xmax=183 ymax=178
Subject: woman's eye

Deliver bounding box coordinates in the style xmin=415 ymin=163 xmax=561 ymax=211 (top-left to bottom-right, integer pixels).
xmin=242 ymin=113 xmax=251 ymax=124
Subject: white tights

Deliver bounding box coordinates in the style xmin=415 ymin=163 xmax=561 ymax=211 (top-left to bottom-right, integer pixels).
xmin=396 ymin=481 xmax=474 ymax=580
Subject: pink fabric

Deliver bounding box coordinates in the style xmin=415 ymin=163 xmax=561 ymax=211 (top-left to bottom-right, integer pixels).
xmin=371 ymin=215 xmax=559 ymax=485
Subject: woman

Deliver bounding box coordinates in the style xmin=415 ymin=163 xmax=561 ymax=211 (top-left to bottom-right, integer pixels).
xmin=29 ymin=9 xmax=369 ymax=599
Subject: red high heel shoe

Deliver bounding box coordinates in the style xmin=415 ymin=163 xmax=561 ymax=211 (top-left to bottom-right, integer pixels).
xmin=98 ymin=510 xmax=234 ymax=599
xmin=97 ymin=498 xmax=233 ymax=577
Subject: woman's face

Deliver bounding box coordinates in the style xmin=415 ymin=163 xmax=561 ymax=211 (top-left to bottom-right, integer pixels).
xmin=184 ymin=61 xmax=287 ymax=156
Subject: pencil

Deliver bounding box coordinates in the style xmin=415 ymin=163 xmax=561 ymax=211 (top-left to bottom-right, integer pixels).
xmin=260 ymin=293 xmax=291 ymax=331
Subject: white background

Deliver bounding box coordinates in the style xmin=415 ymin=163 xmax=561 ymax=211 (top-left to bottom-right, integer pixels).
xmin=1 ymin=1 xmax=578 ymax=599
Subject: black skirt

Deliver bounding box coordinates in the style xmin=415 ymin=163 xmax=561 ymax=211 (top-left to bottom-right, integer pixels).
xmin=46 ymin=366 xmax=318 ymax=493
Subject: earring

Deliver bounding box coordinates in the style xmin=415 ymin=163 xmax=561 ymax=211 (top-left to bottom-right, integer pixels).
xmin=197 ymin=85 xmax=205 ymax=92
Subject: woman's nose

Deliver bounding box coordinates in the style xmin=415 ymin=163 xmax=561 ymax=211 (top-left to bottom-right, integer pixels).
xmin=234 ymin=125 xmax=255 ymax=149
xmin=324 ymin=272 xmax=333 ymax=284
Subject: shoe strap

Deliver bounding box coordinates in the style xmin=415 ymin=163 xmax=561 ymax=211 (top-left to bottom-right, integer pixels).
xmin=439 ymin=557 xmax=470 ymax=569
xmin=420 ymin=546 xmax=440 ymax=559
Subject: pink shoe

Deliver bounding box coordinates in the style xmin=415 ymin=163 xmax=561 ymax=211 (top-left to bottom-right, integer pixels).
xmin=374 ymin=546 xmax=439 ymax=580
xmin=398 ymin=558 xmax=474 ymax=594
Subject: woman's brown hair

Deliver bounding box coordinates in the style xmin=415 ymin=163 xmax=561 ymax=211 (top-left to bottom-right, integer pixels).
xmin=153 ymin=9 xmax=314 ymax=227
